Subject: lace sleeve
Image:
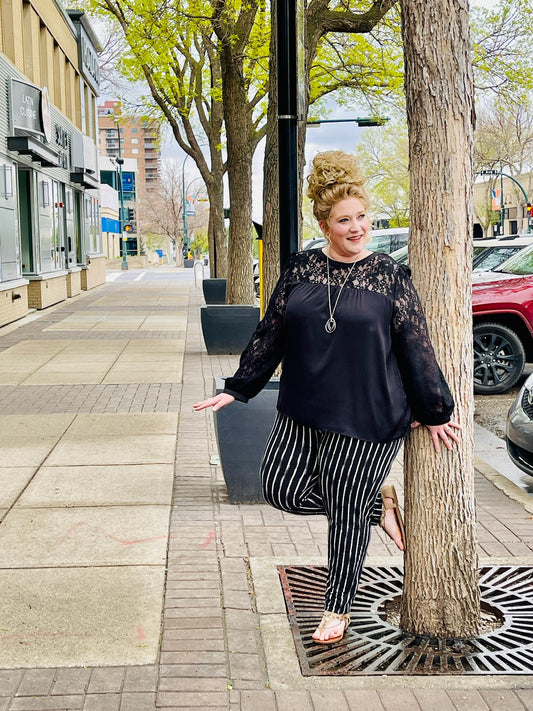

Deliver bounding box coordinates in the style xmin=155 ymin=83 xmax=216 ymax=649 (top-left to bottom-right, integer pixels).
xmin=392 ymin=265 xmax=455 ymax=425
xmin=223 ymin=257 xmax=294 ymax=402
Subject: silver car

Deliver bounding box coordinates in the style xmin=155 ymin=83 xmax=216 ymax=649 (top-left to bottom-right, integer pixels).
xmin=507 ymin=372 xmax=533 ymax=476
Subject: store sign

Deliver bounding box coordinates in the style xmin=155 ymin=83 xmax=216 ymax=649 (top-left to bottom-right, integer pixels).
xmin=11 ymin=80 xmax=43 ymax=136
xmin=79 ymin=25 xmax=100 ymax=93
xmin=55 ymin=124 xmax=71 ymax=170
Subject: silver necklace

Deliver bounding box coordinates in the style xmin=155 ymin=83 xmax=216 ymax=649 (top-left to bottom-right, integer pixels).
xmin=325 ymin=256 xmax=357 ymax=334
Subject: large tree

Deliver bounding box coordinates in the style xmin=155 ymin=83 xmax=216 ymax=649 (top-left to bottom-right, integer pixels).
xmin=85 ymin=2 xmax=229 ymax=278
xmin=140 ymin=160 xmax=209 ymax=265
xmin=399 ymin=0 xmax=480 ymax=637
xmin=83 ymin=0 xmax=404 ymax=304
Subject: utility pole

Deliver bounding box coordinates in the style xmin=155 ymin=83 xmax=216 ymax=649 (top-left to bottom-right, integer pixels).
xmin=116 ymin=120 xmax=128 ymax=270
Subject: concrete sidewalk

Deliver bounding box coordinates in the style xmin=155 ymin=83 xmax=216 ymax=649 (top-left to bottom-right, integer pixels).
xmin=0 ymin=266 xmax=532 ymax=710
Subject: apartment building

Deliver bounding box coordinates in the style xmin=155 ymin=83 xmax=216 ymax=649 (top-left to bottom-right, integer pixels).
xmin=97 ymin=100 xmax=161 ymax=255
xmin=0 ymin=0 xmax=104 ymax=327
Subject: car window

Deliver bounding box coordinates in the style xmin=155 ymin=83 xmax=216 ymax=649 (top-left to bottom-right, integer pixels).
xmin=495 ymin=243 xmax=533 ymax=275
xmin=389 ymin=245 xmax=408 ymax=264
xmin=473 ymin=246 xmax=522 ymax=272
xmin=472 ymin=246 xmax=489 ymax=263
xmin=370 ymin=232 xmax=409 ymax=254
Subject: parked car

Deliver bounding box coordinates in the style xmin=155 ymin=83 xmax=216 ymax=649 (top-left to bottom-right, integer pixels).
xmin=506 ymin=371 xmax=533 ymax=477
xmin=389 ymin=240 xmax=533 ymax=395
xmin=303 ymin=228 xmax=409 ymax=255
xmin=390 ymin=234 xmax=533 ymax=271
xmin=472 ymin=243 xmax=533 ymax=394
xmin=370 ymin=227 xmax=409 ymax=254
xmin=303 ymin=236 xmax=328 ymax=251
xmin=253 ymin=259 xmax=260 ymax=297
xmin=473 ymin=235 xmax=533 ymax=272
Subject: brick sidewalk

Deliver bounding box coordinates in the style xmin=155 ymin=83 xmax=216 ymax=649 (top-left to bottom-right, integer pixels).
xmin=0 ymin=269 xmax=532 ymax=709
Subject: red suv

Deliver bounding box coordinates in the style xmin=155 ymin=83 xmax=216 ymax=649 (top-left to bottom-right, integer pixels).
xmin=473 ymin=243 xmax=533 ymax=394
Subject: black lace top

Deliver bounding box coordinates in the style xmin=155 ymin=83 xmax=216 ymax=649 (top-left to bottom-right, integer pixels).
xmin=223 ymin=249 xmax=454 ymax=442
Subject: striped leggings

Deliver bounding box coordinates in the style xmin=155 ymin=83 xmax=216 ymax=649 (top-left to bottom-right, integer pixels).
xmin=260 ymin=413 xmax=403 ymax=614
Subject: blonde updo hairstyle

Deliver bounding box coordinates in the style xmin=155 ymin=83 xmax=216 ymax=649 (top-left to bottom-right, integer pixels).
xmin=306 ymin=151 xmax=370 ymax=228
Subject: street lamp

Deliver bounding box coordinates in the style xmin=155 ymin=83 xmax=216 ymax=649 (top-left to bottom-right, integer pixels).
xmin=114 ymin=120 xmax=128 ymax=270
xmin=181 ymin=153 xmax=192 ymax=255
xmin=307 ymin=117 xmax=390 ymax=127
xmin=478 ymin=167 xmax=532 ymax=235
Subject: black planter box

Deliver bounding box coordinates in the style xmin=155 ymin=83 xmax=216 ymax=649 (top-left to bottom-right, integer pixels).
xmin=184 ymin=259 xmax=195 ymax=268
xmin=201 ymin=305 xmax=260 ymax=355
xmin=213 ymin=376 xmax=279 ymax=503
xmin=202 ymin=278 xmax=227 ymax=304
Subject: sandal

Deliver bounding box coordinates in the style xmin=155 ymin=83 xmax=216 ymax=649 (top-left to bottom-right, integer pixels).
xmin=380 ymin=485 xmax=406 ymax=551
xmin=312 ymin=611 xmax=350 ymax=645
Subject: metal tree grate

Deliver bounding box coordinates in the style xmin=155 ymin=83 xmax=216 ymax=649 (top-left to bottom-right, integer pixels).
xmin=278 ymin=565 xmax=533 ymax=675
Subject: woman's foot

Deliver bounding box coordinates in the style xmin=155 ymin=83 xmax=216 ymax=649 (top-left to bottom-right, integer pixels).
xmin=380 ymin=485 xmax=406 ymax=551
xmin=312 ymin=611 xmax=350 ymax=644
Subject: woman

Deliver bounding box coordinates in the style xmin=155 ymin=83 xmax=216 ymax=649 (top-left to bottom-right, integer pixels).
xmin=194 ymin=151 xmax=460 ymax=645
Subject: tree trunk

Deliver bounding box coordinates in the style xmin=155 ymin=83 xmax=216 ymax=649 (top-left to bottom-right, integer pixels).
xmin=217 ymin=44 xmax=255 ymax=304
xmin=399 ymin=0 xmax=481 ymax=638
xmin=262 ymin=0 xmax=281 ymax=309
xmin=206 ymin=176 xmax=227 ymax=278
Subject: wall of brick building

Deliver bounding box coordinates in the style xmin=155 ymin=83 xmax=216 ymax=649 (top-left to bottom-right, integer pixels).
xmin=27 ymin=275 xmax=68 ymax=310
xmin=67 ymin=269 xmax=82 ymax=298
xmin=81 ymin=257 xmax=105 ymax=290
xmin=0 ymin=283 xmax=29 ymax=327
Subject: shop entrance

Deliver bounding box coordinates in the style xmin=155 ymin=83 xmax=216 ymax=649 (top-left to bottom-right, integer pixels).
xmin=18 ymin=168 xmax=34 ymax=274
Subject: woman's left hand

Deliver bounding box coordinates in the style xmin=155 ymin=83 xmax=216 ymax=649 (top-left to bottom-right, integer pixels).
xmin=411 ymin=420 xmax=461 ymax=453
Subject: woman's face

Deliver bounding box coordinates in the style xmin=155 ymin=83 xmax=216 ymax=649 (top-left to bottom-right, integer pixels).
xmin=320 ymin=197 xmax=371 ymax=261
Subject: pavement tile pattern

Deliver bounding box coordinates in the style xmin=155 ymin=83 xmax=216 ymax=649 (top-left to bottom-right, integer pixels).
xmin=0 ymin=268 xmax=531 ymax=708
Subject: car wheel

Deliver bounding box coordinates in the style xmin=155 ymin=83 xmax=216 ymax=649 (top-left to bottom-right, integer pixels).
xmin=473 ymin=322 xmax=526 ymax=395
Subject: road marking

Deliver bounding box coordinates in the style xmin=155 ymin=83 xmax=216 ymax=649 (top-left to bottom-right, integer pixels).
xmin=134 ymin=272 xmax=146 ymax=282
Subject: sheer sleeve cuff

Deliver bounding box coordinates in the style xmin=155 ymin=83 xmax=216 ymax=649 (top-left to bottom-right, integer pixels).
xmin=223 ymin=388 xmax=249 ymax=403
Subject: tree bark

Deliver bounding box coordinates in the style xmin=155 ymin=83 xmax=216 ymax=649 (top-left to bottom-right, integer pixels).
xmin=219 ymin=57 xmax=255 ymax=304
xmin=399 ymin=0 xmax=481 ymax=638
xmin=214 ymin=4 xmax=257 ymax=305
xmin=262 ymin=3 xmax=281 ymax=309
xmin=205 ymin=173 xmax=227 ymax=278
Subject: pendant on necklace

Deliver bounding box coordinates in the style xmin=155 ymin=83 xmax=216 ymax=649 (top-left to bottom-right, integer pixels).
xmin=325 ymin=317 xmax=336 ymax=334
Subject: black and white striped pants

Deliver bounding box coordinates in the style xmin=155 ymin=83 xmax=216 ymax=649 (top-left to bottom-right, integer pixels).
xmin=260 ymin=412 xmax=403 ymax=614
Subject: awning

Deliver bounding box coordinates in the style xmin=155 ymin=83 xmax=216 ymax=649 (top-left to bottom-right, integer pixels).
xmin=70 ymin=168 xmax=100 ymax=189
xmin=7 ymin=135 xmax=60 ymax=168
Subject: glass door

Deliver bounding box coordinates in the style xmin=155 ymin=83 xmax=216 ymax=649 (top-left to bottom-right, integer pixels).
xmin=18 ymin=168 xmax=35 ymax=274
xmin=51 ymin=181 xmax=65 ymax=270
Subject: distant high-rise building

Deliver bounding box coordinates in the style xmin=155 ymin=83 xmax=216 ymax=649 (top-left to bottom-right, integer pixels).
xmin=97 ymin=100 xmax=161 ymax=200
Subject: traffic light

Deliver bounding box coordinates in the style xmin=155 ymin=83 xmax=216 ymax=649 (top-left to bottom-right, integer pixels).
xmin=528 ymin=204 xmax=533 ymax=217
xmin=127 ymin=207 xmax=135 ymax=222
xmin=124 ymin=223 xmax=132 ymax=232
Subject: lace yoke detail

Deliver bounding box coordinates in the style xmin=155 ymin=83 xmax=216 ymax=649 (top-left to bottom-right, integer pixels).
xmin=288 ymin=250 xmax=400 ymax=297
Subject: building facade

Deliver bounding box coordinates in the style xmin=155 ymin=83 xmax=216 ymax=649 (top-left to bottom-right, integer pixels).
xmin=474 ymin=172 xmax=533 ymax=238
xmin=0 ymin=0 xmax=104 ymax=327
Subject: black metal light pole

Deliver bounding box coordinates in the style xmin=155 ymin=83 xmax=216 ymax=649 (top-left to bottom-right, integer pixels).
xmin=115 ymin=121 xmax=128 ymax=270
xmin=277 ymin=0 xmax=299 ymax=268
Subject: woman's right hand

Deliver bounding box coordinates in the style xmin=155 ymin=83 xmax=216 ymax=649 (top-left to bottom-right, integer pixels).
xmin=193 ymin=393 xmax=235 ymax=412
